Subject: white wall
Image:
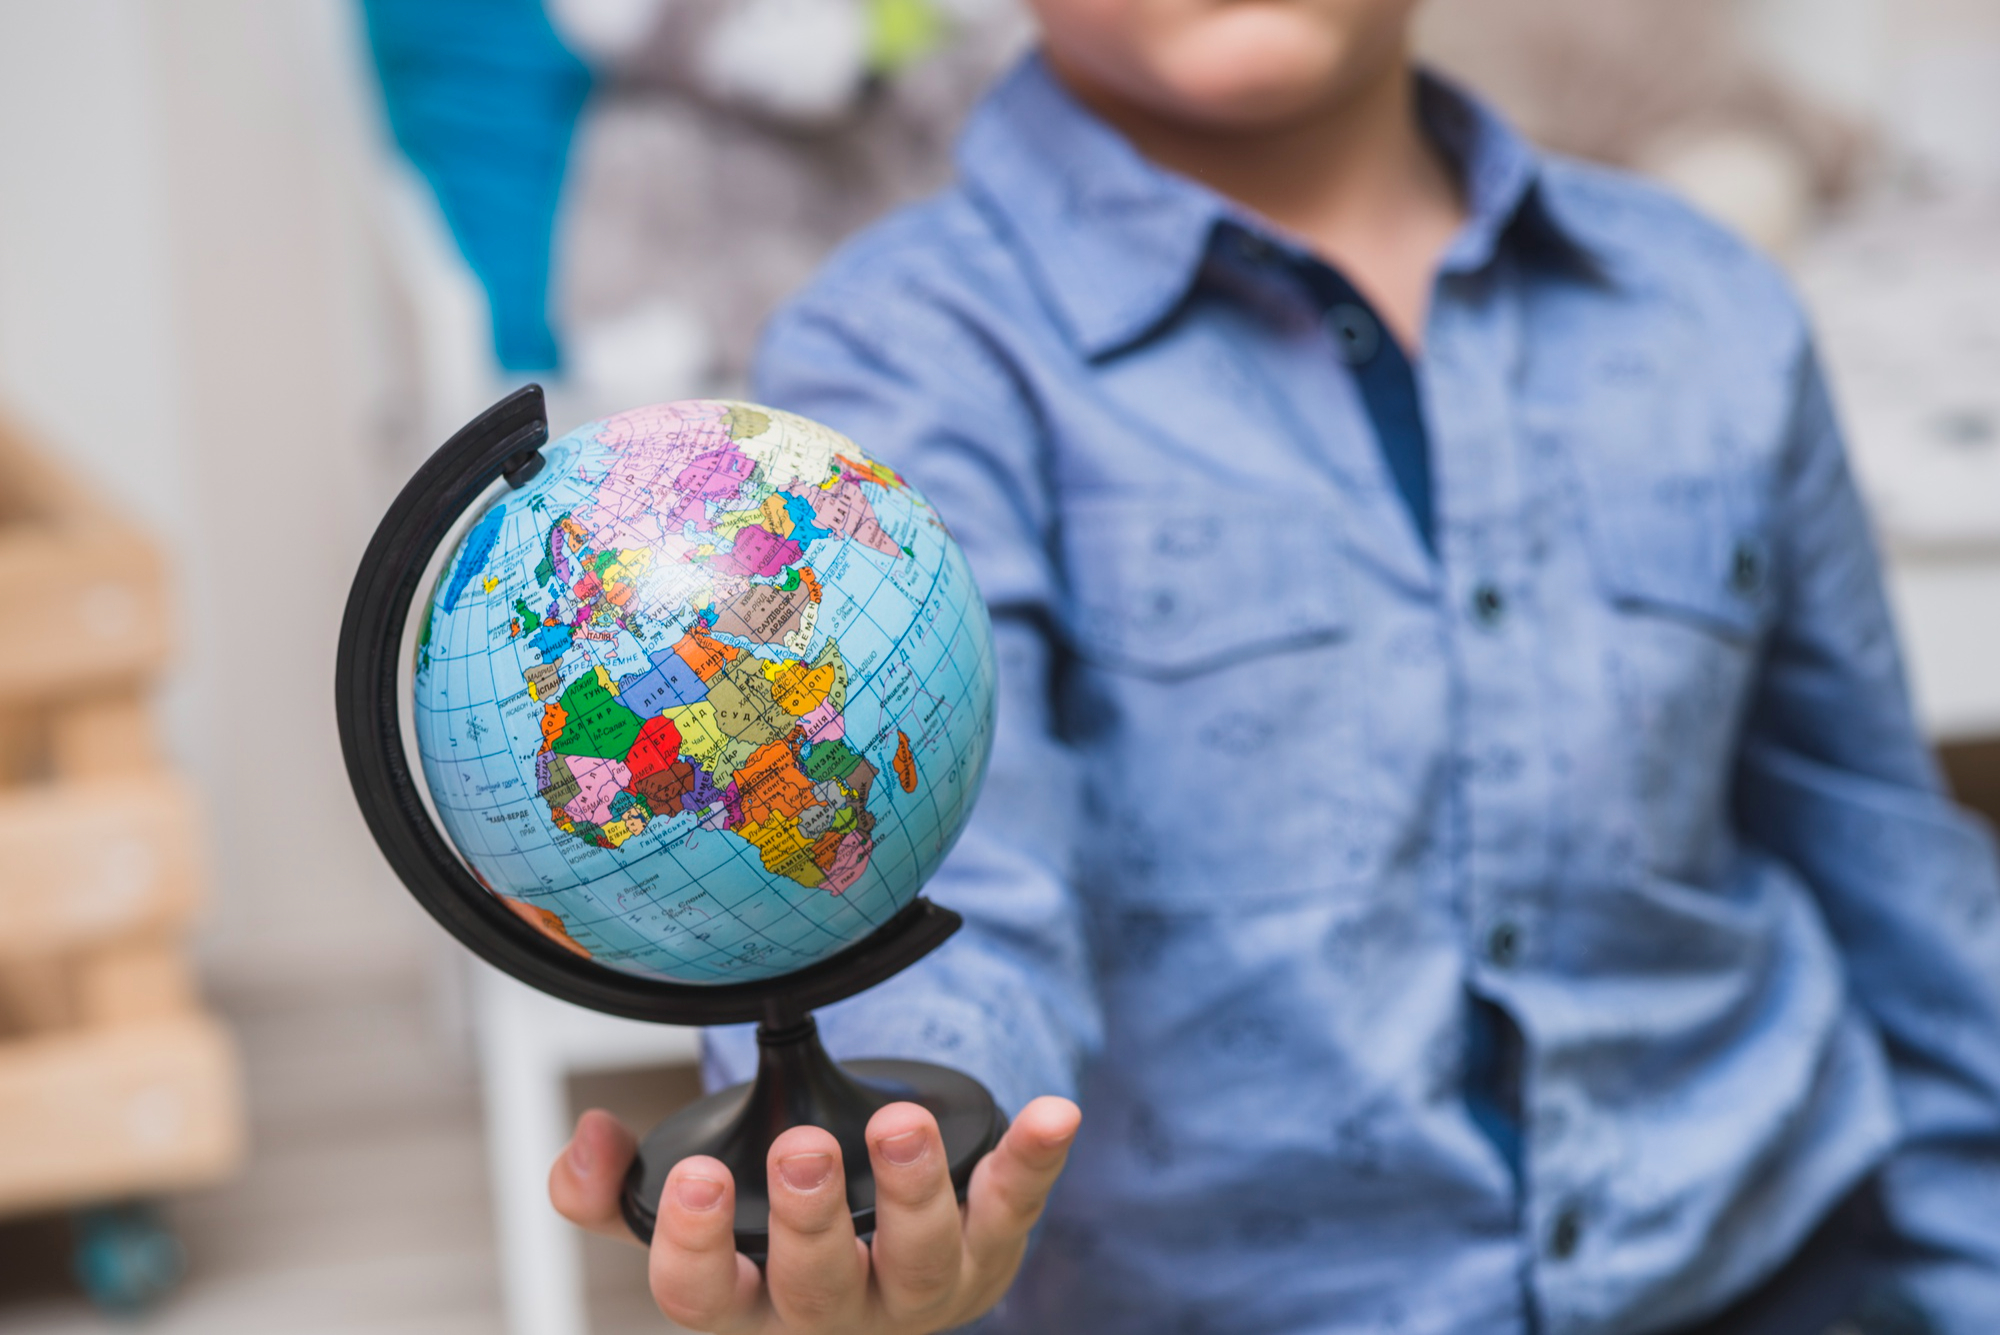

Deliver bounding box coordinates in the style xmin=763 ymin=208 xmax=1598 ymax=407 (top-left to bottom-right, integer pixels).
xmin=1742 ymin=0 xmax=2000 ymax=190
xmin=0 ymin=0 xmax=434 ymax=991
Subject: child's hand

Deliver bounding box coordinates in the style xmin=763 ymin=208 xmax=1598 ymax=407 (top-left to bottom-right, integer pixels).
xmin=550 ymin=1096 xmax=1081 ymax=1334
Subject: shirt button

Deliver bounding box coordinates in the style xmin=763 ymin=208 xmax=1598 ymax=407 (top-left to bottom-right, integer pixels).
xmin=1232 ymin=230 xmax=1278 ymax=265
xmin=1548 ymin=1204 xmax=1584 ymax=1260
xmin=1325 ymin=303 xmax=1381 ymax=365
xmin=1729 ymin=541 xmax=1764 ymax=596
xmin=1470 ymin=582 xmax=1507 ymax=628
xmin=1485 ymin=921 xmax=1521 ymax=968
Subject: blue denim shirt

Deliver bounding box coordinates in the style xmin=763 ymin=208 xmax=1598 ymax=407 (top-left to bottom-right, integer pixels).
xmin=709 ymin=55 xmax=2000 ymax=1334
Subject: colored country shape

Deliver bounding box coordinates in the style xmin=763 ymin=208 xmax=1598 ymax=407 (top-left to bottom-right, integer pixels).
xmin=737 ymin=411 xmax=838 ymax=488
xmin=802 ymin=738 xmax=865 ymax=784
xmin=554 ymin=668 xmax=645 ymax=759
xmin=624 ymin=715 xmax=684 ymax=783
xmin=712 ymin=581 xmax=812 ymax=644
xmin=725 ymin=404 xmax=770 ymax=440
xmin=562 ymin=753 xmax=632 ymax=826
xmin=441 ymin=507 xmax=506 ymax=613
xmin=733 ymin=739 xmax=818 ymax=828
xmin=811 ymin=638 xmax=847 ymax=710
xmin=617 ymin=649 xmax=709 ymax=716
xmin=780 ymin=491 xmax=832 ymax=543
xmin=540 ymin=702 xmax=570 ymax=748
xmin=524 ymin=662 xmax=561 ymax=700
xmin=675 ymin=627 xmax=740 ymax=681
xmin=811 ymin=478 xmax=902 ymax=558
xmin=663 ymin=701 xmax=730 ymax=771
xmin=707 ymin=656 xmax=794 ymax=747
xmin=822 ymin=832 xmax=872 ymax=895
xmin=499 ymin=896 xmax=592 ymax=958
xmin=673 ymin=446 xmax=757 ymax=505
xmin=837 ymin=453 xmax=907 ymax=490
xmin=537 ymin=751 xmax=581 ymax=809
xmin=892 ymin=730 xmax=918 ymax=793
xmin=797 ymin=697 xmax=844 ymax=743
xmin=716 ymin=524 xmax=803 ymax=578
xmin=772 ymin=659 xmax=837 ymax=716
xmin=738 ymin=814 xmax=825 ymax=889
xmin=634 ymin=756 xmax=717 ymax=814
xmin=759 ymin=492 xmax=795 ymax=538
xmin=529 ymin=620 xmax=574 ymax=661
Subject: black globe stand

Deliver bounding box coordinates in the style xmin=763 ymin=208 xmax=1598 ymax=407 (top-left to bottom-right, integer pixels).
xmin=619 ymin=1006 xmax=1006 ymax=1257
xmin=335 ymin=384 xmax=1006 ymax=1257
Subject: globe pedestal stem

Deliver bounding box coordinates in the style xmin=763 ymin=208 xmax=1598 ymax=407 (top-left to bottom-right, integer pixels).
xmin=618 ymin=1013 xmax=1006 ymax=1258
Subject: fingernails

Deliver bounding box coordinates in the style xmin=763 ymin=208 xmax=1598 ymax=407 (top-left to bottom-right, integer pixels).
xmin=567 ymin=1136 xmax=594 ymax=1177
xmin=674 ymin=1173 xmax=724 ymax=1212
xmin=777 ymin=1152 xmax=834 ymax=1192
xmin=879 ymin=1130 xmax=928 ymax=1167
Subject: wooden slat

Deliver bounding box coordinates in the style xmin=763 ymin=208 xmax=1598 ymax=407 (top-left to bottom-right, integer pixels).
xmin=0 ymin=526 xmax=171 ymax=703
xmin=49 ymin=691 xmax=159 ymax=779
xmin=0 ymin=1013 xmax=245 ymax=1216
xmin=0 ymin=959 xmax=75 ymax=1039
xmin=74 ymin=937 xmax=200 ymax=1026
xmin=0 ymin=773 xmax=204 ymax=961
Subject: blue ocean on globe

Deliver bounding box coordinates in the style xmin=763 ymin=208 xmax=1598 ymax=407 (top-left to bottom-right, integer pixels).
xmin=411 ymin=400 xmax=996 ymax=985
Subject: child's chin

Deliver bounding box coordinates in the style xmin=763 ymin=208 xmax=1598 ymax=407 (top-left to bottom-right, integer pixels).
xmin=1149 ymin=14 xmax=1393 ymax=126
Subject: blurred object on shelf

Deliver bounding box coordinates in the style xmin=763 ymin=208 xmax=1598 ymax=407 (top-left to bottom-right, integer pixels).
xmin=0 ymin=409 xmax=245 ymax=1316
xmin=1635 ymin=125 xmax=1816 ymax=255
xmin=359 ymin=0 xmax=593 ymax=375
xmin=1742 ymin=0 xmax=2000 ymax=195
xmin=1796 ymin=197 xmax=2000 ymax=557
xmin=1937 ymin=740 xmax=2000 ymax=957
xmin=1793 ymin=194 xmax=2000 ymax=743
xmin=1416 ymin=0 xmax=1865 ymax=219
xmin=560 ymin=0 xmax=1029 ymax=393
xmin=359 ymin=0 xmax=1030 ymax=427
xmin=1940 ymin=740 xmax=2000 ymax=833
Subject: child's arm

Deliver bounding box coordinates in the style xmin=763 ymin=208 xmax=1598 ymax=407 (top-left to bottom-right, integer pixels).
xmin=554 ymin=262 xmax=1104 ymax=1333
xmin=1734 ymin=349 xmax=2000 ymax=1330
xmin=729 ymin=274 xmax=1107 ymax=1121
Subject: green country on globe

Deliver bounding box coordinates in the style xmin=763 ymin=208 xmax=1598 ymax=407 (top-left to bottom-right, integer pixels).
xmin=412 ymin=400 xmax=996 ymax=985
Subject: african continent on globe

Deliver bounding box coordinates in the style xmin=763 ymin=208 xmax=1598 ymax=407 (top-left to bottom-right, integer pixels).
xmin=412 ymin=401 xmax=995 ymax=985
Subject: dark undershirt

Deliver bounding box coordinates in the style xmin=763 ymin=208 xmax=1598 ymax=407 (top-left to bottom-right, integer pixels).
xmin=1283 ymin=252 xmax=1527 ymax=1183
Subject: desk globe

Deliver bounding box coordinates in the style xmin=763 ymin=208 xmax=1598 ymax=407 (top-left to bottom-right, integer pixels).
xmin=336 ymin=387 xmax=1004 ymax=1255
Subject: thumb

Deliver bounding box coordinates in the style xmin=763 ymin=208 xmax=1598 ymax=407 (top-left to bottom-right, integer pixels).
xmin=549 ymin=1108 xmax=644 ymax=1244
xmin=961 ymin=1096 xmax=1080 ymax=1271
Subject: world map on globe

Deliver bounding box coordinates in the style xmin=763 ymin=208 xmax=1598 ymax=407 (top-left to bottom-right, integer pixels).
xmin=412 ymin=400 xmax=995 ymax=985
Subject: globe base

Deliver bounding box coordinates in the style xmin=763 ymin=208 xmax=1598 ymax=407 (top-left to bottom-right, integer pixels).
xmin=619 ymin=1013 xmax=1006 ymax=1259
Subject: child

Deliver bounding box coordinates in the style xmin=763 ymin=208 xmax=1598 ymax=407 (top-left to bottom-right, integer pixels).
xmin=549 ymin=1 xmax=2000 ymax=1331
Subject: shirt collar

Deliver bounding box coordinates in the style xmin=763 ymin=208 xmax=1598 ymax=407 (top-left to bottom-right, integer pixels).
xmin=957 ymin=53 xmax=1595 ymax=359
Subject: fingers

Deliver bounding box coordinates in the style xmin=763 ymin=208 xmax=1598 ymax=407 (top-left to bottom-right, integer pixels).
xmin=763 ymin=1125 xmax=869 ymax=1330
xmin=648 ymin=1156 xmax=763 ymax=1333
xmin=549 ymin=1109 xmax=641 ymax=1243
xmin=963 ymin=1097 xmax=1080 ymax=1272
xmin=866 ymin=1103 xmax=965 ymax=1325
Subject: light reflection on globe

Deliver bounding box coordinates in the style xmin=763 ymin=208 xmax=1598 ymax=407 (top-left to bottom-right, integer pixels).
xmin=411 ymin=401 xmax=995 ymax=985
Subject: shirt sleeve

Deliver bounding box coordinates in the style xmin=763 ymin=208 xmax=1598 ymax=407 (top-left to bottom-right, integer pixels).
xmin=700 ymin=279 xmax=1103 ymax=1117
xmin=1733 ymin=346 xmax=2000 ymax=1330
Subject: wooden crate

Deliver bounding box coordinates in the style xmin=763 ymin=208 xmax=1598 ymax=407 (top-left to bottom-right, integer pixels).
xmin=0 ymin=417 xmax=171 ymax=705
xmin=0 ymin=410 xmax=244 ymax=1221
xmin=0 ymin=1014 xmax=243 ymax=1217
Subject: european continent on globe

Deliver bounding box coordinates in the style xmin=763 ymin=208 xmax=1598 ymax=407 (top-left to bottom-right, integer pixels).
xmin=412 ymin=401 xmax=994 ymax=985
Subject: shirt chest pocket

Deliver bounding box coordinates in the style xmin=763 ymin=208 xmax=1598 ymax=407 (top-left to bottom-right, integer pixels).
xmin=1055 ymin=494 xmax=1367 ymax=903
xmin=1060 ymin=496 xmax=1350 ymax=677
xmin=1575 ymin=461 xmax=1779 ymax=882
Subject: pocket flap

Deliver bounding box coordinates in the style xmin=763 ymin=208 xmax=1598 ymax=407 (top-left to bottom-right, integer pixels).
xmin=1584 ymin=477 xmax=1775 ymax=641
xmin=1060 ymin=495 xmax=1351 ymax=677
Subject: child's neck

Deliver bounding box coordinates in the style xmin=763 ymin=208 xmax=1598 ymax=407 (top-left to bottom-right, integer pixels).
xmin=1049 ymin=47 xmax=1464 ymax=353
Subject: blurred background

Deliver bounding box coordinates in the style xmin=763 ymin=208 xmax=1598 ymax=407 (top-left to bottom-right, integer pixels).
xmin=0 ymin=1 xmax=1994 ymax=1332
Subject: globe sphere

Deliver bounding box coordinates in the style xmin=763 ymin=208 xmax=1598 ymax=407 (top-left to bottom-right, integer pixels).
xmin=411 ymin=401 xmax=995 ymax=985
